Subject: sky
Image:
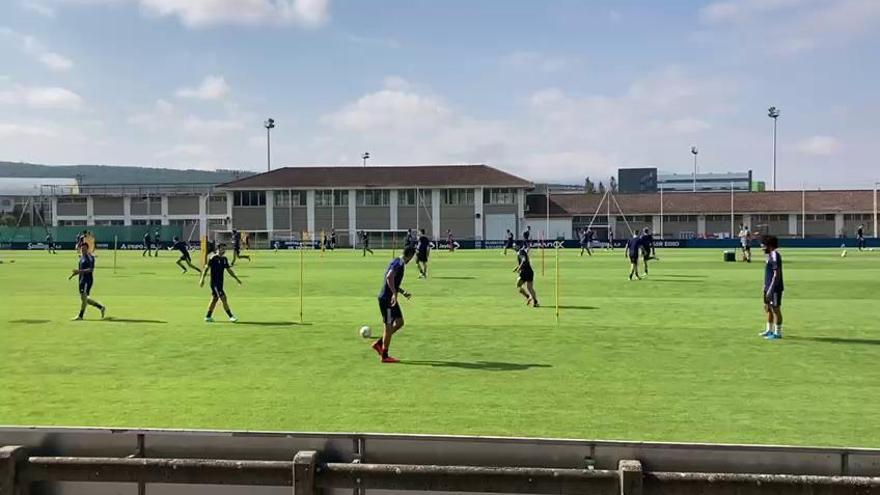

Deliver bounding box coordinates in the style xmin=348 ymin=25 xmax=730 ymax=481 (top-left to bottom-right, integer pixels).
xmin=1 ymin=0 xmax=879 ymax=189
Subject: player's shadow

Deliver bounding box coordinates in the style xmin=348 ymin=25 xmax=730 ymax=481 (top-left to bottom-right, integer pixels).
xmin=787 ymin=336 xmax=880 ymax=346
xmin=8 ymin=319 xmax=51 ymax=324
xmin=101 ymin=317 xmax=167 ymax=324
xmin=660 ymin=274 xmax=707 ymax=279
xmin=648 ymin=278 xmax=703 ymax=283
xmin=556 ymin=305 xmax=598 ymax=310
xmin=402 ymin=360 xmax=551 ymax=372
xmin=233 ymin=321 xmax=312 ymax=327
xmin=432 ymin=276 xmax=476 ymax=280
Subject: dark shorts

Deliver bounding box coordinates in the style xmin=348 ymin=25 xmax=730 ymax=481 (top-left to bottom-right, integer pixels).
xmin=144 ymin=243 xmax=152 ymax=250
xmin=629 ymin=255 xmax=639 ymax=263
xmin=78 ymin=279 xmax=92 ymax=296
xmin=378 ymin=297 xmax=403 ymax=325
xmin=211 ymin=283 xmax=226 ymax=298
xmin=765 ymin=290 xmax=783 ymax=308
xmin=417 ymin=251 xmax=429 ymax=263
xmin=233 ymin=246 xmax=241 ymax=256
xmin=518 ymin=270 xmax=534 ymax=283
xmin=179 ymin=252 xmax=191 ymax=262
xmin=505 ymin=241 xmax=514 ymax=248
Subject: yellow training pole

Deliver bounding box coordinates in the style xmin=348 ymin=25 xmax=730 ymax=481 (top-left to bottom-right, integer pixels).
xmin=300 ymin=232 xmax=305 ymax=323
xmin=113 ymin=235 xmax=118 ymax=274
xmin=555 ymin=242 xmax=560 ymax=323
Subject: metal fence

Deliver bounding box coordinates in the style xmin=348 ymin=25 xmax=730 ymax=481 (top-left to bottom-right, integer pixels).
xmin=3 ymin=427 xmax=880 ymax=494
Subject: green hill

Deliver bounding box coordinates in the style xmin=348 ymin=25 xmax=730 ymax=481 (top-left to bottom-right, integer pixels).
xmin=0 ymin=161 xmax=254 ymax=185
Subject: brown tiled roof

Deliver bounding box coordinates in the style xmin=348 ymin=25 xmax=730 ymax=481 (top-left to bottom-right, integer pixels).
xmin=528 ymin=190 xmax=877 ymax=217
xmin=218 ymin=165 xmax=533 ymax=189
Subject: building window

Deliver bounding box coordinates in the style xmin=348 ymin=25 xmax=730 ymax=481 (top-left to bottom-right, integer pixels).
xmin=59 ymin=219 xmax=87 ymax=226
xmin=398 ymin=189 xmax=431 ymax=206
xmin=356 ymin=190 xmax=390 ymax=206
xmin=233 ymin=191 xmax=266 ymax=207
xmin=274 ymin=191 xmax=306 ymax=207
xmin=483 ymin=188 xmax=516 ymax=205
xmin=665 ymin=215 xmax=697 ymax=222
xmin=442 ymin=188 xmax=474 ymax=205
xmin=57 ymin=196 xmax=87 ymax=205
xmin=315 ymin=190 xmax=349 ymax=207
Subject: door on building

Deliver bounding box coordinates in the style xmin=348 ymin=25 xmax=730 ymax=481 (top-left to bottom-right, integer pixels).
xmin=485 ymin=214 xmax=516 ymax=241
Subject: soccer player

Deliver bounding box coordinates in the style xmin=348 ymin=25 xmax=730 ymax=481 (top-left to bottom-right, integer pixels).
xmin=371 ymin=245 xmax=416 ymax=363
xmin=625 ymin=233 xmax=641 ymax=280
xmin=857 ymin=224 xmax=866 ymax=251
xmin=45 ymin=233 xmax=56 ymax=254
xmin=503 ymin=229 xmax=515 ymax=255
xmin=153 ymin=229 xmax=162 ymax=256
xmin=759 ymin=235 xmax=784 ymax=340
xmin=360 ymin=230 xmax=374 ymax=256
xmin=523 ymin=225 xmax=531 ymax=247
xmin=404 ymin=229 xmax=415 ymax=249
xmin=199 ymin=243 xmax=241 ymax=322
xmin=142 ymin=231 xmax=153 ymax=257
xmin=738 ymin=224 xmax=754 ymax=262
xmin=170 ymin=236 xmax=199 ymax=273
xmin=579 ymin=228 xmax=593 ymax=257
xmin=71 ymin=242 xmax=106 ymax=320
xmin=416 ymin=228 xmax=430 ymax=278
xmin=230 ymin=229 xmax=250 ymax=266
xmin=514 ymin=242 xmax=539 ymax=307
xmin=608 ymin=229 xmax=615 ymax=251
xmin=446 ymin=229 xmax=455 ymax=252
xmin=75 ymin=230 xmax=86 ymax=252
xmin=640 ymin=227 xmax=655 ymax=274
xmin=330 ymin=229 xmax=337 ymax=250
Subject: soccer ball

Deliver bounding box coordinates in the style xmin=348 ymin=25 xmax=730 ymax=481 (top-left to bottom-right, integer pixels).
xmin=359 ymin=326 xmax=371 ymax=338
xmin=841 ymin=250 xmax=847 ymax=258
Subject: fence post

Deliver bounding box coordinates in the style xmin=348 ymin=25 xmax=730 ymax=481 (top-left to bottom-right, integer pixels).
xmin=0 ymin=446 xmax=28 ymax=495
xmin=293 ymin=450 xmax=318 ymax=495
xmin=618 ymin=459 xmax=642 ymax=495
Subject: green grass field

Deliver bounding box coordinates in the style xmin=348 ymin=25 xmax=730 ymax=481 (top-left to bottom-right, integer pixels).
xmin=1 ymin=246 xmax=879 ymax=447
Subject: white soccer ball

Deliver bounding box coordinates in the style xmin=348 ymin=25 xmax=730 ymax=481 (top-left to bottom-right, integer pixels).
xmin=841 ymin=250 xmax=847 ymax=258
xmin=359 ymin=326 xmax=372 ymax=338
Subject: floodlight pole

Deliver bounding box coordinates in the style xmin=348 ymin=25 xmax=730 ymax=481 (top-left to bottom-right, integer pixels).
xmin=362 ymin=152 xmax=370 ymax=167
xmin=545 ymin=184 xmax=550 ymax=243
xmin=690 ymin=146 xmax=699 ymax=192
xmin=730 ymin=182 xmax=734 ymax=238
xmin=874 ymin=182 xmax=878 ymax=239
xmin=768 ymin=106 xmax=780 ymax=190
xmin=659 ymin=185 xmax=664 ymax=239
xmin=264 ymin=118 xmax=276 ymax=172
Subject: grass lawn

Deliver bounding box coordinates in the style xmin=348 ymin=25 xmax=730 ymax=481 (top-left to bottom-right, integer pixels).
xmin=1 ymin=246 xmax=879 ymax=447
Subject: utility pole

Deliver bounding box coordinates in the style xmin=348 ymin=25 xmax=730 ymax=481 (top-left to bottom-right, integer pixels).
xmin=690 ymin=146 xmax=699 ymax=192
xmin=264 ymin=118 xmax=276 ymax=172
xmin=362 ymin=152 xmax=370 ymax=167
xmin=768 ymin=106 xmax=780 ymax=190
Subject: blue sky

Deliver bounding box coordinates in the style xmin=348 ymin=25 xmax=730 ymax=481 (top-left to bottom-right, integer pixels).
xmin=1 ymin=0 xmax=878 ymax=188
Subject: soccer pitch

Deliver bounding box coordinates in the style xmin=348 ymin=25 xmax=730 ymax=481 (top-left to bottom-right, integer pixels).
xmin=1 ymin=246 xmax=879 ymax=448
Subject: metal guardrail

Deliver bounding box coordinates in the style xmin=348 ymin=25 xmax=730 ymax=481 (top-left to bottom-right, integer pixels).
xmin=40 ymin=183 xmax=218 ymax=197
xmin=4 ymin=427 xmax=880 ymax=494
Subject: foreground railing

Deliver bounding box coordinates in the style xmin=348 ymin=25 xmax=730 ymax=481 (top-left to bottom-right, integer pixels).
xmin=4 ymin=446 xmax=880 ymax=495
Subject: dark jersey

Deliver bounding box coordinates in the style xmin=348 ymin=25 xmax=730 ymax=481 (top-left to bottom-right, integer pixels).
xmin=764 ymin=251 xmax=784 ymax=292
xmin=231 ymin=233 xmax=240 ymax=248
xmin=580 ymin=231 xmax=588 ymax=244
xmin=857 ymin=227 xmax=864 ymax=238
xmin=517 ymin=248 xmax=533 ymax=275
xmin=640 ymin=233 xmax=654 ymax=250
xmin=417 ymin=235 xmax=430 ymax=254
xmin=172 ymin=241 xmax=188 ymax=255
xmin=626 ymin=238 xmax=640 ymax=259
xmin=523 ymin=230 xmax=531 ymax=240
xmin=405 ymin=233 xmax=415 ymax=247
xmin=143 ymin=234 xmax=152 ymax=245
xmin=586 ymin=230 xmax=594 ymax=242
xmin=46 ymin=235 xmax=52 ymax=243
xmin=78 ymin=254 xmax=95 ymax=283
xmin=507 ymin=232 xmax=514 ymax=243
xmin=378 ymin=258 xmax=405 ymax=300
xmin=208 ymin=254 xmax=230 ymax=287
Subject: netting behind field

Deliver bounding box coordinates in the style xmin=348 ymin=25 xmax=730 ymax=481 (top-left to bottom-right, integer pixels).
xmin=359 ymin=230 xmax=410 ymax=249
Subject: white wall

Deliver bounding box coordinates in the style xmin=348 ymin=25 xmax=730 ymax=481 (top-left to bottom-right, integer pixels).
xmin=523 ymin=218 xmax=573 ymax=240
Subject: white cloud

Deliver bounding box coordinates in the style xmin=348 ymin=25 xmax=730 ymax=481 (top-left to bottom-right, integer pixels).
xmin=502 ymin=51 xmax=572 ymax=73
xmin=175 ymin=75 xmax=230 ymax=100
xmin=0 ymin=85 xmax=83 ymax=110
xmin=156 ymin=144 xmax=211 ymax=158
xmin=182 ymin=115 xmax=244 ymax=134
xmin=796 ymin=135 xmax=840 ymax=155
xmin=0 ymin=29 xmax=75 ymax=72
xmin=127 ymin=98 xmax=176 ymax=129
xmin=699 ymin=0 xmax=809 ymax=24
xmin=323 ymin=88 xmax=452 ymax=132
xmin=137 ymin=0 xmax=329 ymax=28
xmin=0 ymin=123 xmax=58 ymax=138
xmin=21 ymin=0 xmax=56 ymax=17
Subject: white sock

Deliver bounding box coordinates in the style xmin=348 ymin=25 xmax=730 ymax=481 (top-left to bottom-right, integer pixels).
xmin=766 ymin=323 xmax=772 ymax=332
xmin=774 ymin=324 xmax=782 ymax=334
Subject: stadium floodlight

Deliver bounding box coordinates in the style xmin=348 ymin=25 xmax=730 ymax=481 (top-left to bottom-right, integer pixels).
xmin=768 ymin=106 xmax=780 ymax=190
xmin=690 ymin=146 xmax=699 ymax=192
xmin=362 ymin=152 xmax=370 ymax=167
xmin=264 ymin=118 xmax=276 ymax=173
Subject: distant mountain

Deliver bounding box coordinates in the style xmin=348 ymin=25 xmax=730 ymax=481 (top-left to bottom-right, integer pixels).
xmin=0 ymin=162 xmax=255 ymax=185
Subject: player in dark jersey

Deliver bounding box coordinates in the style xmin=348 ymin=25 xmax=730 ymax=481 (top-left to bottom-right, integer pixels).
xmin=514 ymin=242 xmax=538 ymax=307
xmin=503 ymin=229 xmax=515 ymax=255
xmin=416 ymin=229 xmax=431 ymax=278
xmin=199 ymin=243 xmax=241 ymax=322
xmin=329 ymin=229 xmax=337 ymax=250
xmin=446 ymin=229 xmax=455 ymax=252
xmin=404 ymin=229 xmax=415 ymax=249
xmin=45 ymin=233 xmax=56 ymax=254
xmin=230 ymin=229 xmax=250 ymax=266
xmin=759 ymin=235 xmax=784 ymax=340
xmin=523 ymin=225 xmax=531 ymax=247
xmin=625 ymin=233 xmax=641 ymax=280
xmin=579 ymin=228 xmax=593 ymax=257
xmin=170 ymin=236 xmax=199 ymax=273
xmin=142 ymin=232 xmax=153 ymax=257
xmin=371 ymin=246 xmax=416 ymax=363
xmin=639 ymin=228 xmax=656 ymax=274
xmin=360 ymin=230 xmax=374 ymax=256
xmin=71 ymin=242 xmax=106 ymax=320
xmin=857 ymin=224 xmax=866 ymax=251
xmin=607 ymin=229 xmax=615 ymax=251
xmin=153 ymin=229 xmax=162 ymax=256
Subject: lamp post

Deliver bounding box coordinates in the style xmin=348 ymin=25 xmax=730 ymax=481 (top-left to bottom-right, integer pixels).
xmin=690 ymin=146 xmax=699 ymax=192
xmin=874 ymin=181 xmax=879 ymax=240
xmin=768 ymin=106 xmax=780 ymax=190
xmin=264 ymin=118 xmax=275 ymax=172
xmin=362 ymin=152 xmax=370 ymax=167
